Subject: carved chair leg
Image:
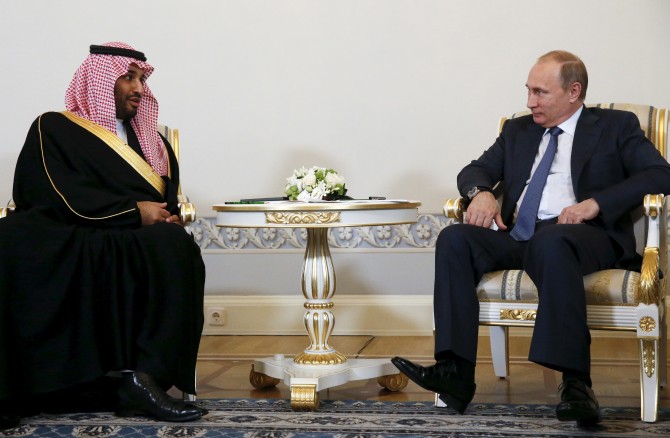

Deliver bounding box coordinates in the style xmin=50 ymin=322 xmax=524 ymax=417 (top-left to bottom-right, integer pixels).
xmin=489 ymin=326 xmax=509 ymax=378
xmin=639 ymin=339 xmax=660 ymax=422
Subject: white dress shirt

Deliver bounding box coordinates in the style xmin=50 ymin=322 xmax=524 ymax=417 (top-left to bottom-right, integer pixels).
xmin=516 ymin=105 xmax=582 ymax=220
xmin=116 ymin=119 xmax=128 ymax=144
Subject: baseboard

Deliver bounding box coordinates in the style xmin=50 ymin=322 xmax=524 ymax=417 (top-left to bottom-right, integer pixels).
xmin=202 ymin=294 xmax=435 ymax=336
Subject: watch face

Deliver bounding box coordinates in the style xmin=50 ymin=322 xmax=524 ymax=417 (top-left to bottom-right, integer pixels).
xmin=468 ymin=187 xmax=478 ymax=199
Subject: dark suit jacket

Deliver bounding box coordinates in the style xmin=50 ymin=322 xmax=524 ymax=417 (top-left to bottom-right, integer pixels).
xmin=457 ymin=105 xmax=670 ymax=268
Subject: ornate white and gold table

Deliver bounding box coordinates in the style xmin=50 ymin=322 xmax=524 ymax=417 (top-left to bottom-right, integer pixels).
xmin=212 ymin=200 xmax=421 ymax=410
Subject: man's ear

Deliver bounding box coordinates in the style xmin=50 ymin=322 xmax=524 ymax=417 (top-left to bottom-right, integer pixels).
xmin=569 ymin=82 xmax=582 ymax=103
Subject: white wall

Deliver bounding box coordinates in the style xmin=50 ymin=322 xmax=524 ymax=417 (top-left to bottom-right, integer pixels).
xmin=1 ymin=0 xmax=669 ymax=215
xmin=3 ymin=0 xmax=669 ymax=333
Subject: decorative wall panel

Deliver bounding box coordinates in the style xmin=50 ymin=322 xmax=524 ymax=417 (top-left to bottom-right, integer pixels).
xmin=190 ymin=214 xmax=452 ymax=250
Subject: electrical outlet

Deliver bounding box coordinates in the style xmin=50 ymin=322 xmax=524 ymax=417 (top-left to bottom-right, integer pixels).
xmin=208 ymin=307 xmax=225 ymax=326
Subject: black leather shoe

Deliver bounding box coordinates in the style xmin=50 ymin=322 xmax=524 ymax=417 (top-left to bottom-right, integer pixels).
xmin=392 ymin=356 xmax=476 ymax=414
xmin=556 ymin=378 xmax=601 ymax=427
xmin=186 ymin=403 xmax=209 ymax=416
xmin=116 ymin=372 xmax=202 ymax=422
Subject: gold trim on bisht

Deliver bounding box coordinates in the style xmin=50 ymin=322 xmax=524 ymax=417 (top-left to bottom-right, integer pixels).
xmin=60 ymin=111 xmax=166 ymax=196
xmin=38 ymin=114 xmax=135 ymax=220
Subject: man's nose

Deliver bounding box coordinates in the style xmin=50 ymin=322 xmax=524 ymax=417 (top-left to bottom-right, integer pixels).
xmin=527 ymin=94 xmax=536 ymax=109
xmin=133 ymin=80 xmax=144 ymax=94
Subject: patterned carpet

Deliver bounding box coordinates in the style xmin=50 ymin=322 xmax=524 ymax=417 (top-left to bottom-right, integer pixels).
xmin=2 ymin=399 xmax=669 ymax=437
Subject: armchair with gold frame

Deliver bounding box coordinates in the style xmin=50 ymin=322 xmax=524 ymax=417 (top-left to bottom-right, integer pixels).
xmin=440 ymin=104 xmax=668 ymax=422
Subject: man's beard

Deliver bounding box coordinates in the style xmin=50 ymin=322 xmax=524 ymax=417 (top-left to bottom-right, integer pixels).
xmin=116 ymin=94 xmax=140 ymax=120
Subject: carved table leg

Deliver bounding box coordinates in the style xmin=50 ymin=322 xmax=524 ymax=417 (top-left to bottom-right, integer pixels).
xmin=293 ymin=228 xmax=347 ymax=366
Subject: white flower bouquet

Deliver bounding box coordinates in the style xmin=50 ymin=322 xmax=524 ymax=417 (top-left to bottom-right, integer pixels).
xmin=285 ymin=166 xmax=348 ymax=201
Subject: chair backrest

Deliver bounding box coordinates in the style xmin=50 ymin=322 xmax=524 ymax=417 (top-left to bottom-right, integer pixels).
xmin=500 ymin=103 xmax=669 ymax=157
xmin=499 ymin=103 xmax=670 ymax=255
xmin=157 ymin=124 xmax=180 ymax=161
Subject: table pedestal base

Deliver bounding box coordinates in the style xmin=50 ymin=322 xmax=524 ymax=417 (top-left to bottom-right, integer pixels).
xmin=250 ymin=357 xmax=408 ymax=410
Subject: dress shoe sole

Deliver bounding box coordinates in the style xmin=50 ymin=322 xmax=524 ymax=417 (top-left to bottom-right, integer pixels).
xmin=437 ymin=391 xmax=471 ymax=414
xmin=556 ymin=402 xmax=601 ymax=427
xmin=116 ymin=408 xmax=202 ymax=422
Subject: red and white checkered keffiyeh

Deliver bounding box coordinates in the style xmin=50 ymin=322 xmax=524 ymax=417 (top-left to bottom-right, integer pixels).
xmin=65 ymin=42 xmax=168 ymax=176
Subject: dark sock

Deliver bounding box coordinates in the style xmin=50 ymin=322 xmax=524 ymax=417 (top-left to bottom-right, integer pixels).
xmin=562 ymin=370 xmax=592 ymax=388
xmin=435 ymin=350 xmax=456 ymax=362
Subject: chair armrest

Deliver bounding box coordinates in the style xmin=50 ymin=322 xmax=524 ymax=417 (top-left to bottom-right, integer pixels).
xmin=0 ymin=199 xmax=15 ymax=219
xmin=443 ymin=197 xmax=465 ymax=222
xmin=178 ymin=194 xmax=197 ymax=225
xmin=168 ymin=128 xmax=197 ymax=225
xmin=636 ymin=194 xmax=665 ymax=306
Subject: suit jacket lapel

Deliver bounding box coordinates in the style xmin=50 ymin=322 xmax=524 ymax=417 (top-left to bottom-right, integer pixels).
xmin=571 ymin=108 xmax=602 ymax=198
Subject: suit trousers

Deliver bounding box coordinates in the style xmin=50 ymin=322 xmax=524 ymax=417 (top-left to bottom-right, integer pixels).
xmin=433 ymin=222 xmax=618 ymax=374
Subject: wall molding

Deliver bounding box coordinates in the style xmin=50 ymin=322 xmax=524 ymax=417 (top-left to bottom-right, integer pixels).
xmin=190 ymin=213 xmax=451 ymax=250
xmin=202 ymin=294 xmax=434 ymax=336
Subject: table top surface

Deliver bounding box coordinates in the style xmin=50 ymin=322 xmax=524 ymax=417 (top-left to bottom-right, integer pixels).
xmin=212 ymin=200 xmax=422 ymax=228
xmin=213 ymin=199 xmax=421 ymax=212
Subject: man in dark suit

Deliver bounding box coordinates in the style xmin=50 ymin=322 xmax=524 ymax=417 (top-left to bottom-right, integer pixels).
xmin=392 ymin=50 xmax=670 ymax=426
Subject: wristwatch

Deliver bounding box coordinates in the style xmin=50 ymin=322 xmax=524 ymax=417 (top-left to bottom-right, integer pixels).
xmin=466 ymin=186 xmax=491 ymax=200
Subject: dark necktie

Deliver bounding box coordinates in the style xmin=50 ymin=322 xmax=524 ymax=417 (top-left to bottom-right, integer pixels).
xmin=123 ymin=120 xmax=146 ymax=160
xmin=510 ymin=126 xmax=563 ymax=241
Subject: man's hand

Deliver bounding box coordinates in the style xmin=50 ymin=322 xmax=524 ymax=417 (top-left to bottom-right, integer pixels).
xmin=464 ymin=191 xmax=508 ymax=230
xmin=557 ymin=198 xmax=600 ymax=224
xmin=137 ymin=201 xmax=183 ymax=226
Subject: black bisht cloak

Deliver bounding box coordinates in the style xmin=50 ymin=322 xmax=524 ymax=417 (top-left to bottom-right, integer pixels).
xmin=0 ymin=112 xmax=205 ymax=402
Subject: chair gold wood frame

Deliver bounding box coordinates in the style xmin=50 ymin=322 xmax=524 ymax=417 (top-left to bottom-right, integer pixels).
xmin=157 ymin=125 xmax=197 ymax=225
xmin=440 ymin=104 xmax=668 ymax=422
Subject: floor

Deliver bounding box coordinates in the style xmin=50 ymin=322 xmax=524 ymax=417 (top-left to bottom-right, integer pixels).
xmin=193 ymin=334 xmax=670 ymax=410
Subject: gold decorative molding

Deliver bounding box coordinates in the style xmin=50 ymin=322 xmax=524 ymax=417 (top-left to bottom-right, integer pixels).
xmin=377 ymin=373 xmax=409 ymax=391
xmin=443 ymin=197 xmax=464 ymax=221
xmin=642 ymin=339 xmax=656 ymax=378
xmin=644 ymin=194 xmax=663 ymax=218
xmin=639 ymin=316 xmax=657 ymax=333
xmin=500 ymin=309 xmax=537 ymax=321
xmin=293 ymin=351 xmax=347 ymax=365
xmin=290 ymin=384 xmax=319 ymax=410
xmin=178 ymin=196 xmax=197 ymax=225
xmin=304 ymin=302 xmax=335 ymax=309
xmin=249 ymin=364 xmax=280 ymax=389
xmin=637 ymin=247 xmax=660 ymax=305
xmin=265 ymin=211 xmax=341 ymax=225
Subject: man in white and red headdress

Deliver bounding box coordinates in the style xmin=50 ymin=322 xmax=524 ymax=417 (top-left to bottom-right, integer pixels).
xmin=0 ymin=43 xmax=206 ymax=429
